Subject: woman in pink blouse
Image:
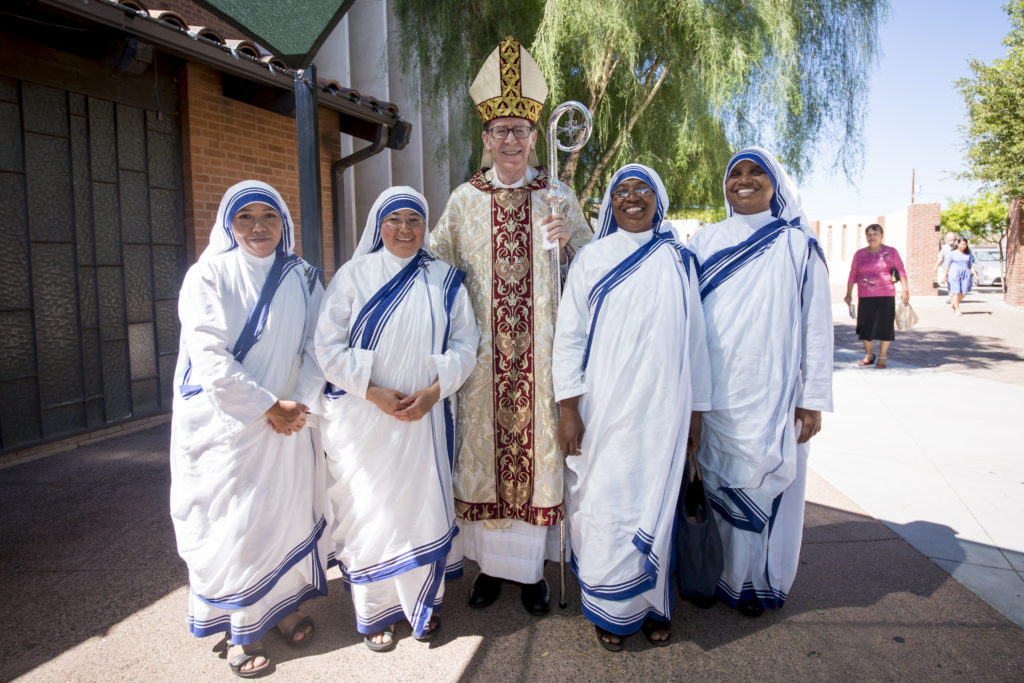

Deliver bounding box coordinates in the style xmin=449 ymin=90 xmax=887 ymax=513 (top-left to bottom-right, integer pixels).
xmin=843 ymin=224 xmax=910 ymax=369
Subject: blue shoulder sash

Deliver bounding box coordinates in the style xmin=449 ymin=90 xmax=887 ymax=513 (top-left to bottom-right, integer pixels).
xmin=696 ymin=218 xmax=795 ymax=301
xmin=323 ymin=250 xmax=438 ymax=398
xmin=179 ymin=253 xmax=316 ymax=398
xmin=438 ymin=265 xmax=466 ymax=470
xmin=582 ymin=233 xmax=694 ymax=370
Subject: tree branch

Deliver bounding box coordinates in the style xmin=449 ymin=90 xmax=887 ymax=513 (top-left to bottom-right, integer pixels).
xmin=580 ymin=58 xmax=671 ymax=201
xmin=563 ymin=44 xmax=621 ymax=186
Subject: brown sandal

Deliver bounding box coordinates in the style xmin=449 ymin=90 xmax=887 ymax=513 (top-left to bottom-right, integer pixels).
xmin=364 ymin=626 xmax=396 ymax=652
xmin=641 ymin=617 xmax=671 ymax=646
xmin=276 ymin=614 xmax=315 ymax=648
xmin=595 ymin=625 xmax=625 ymax=652
xmin=875 ymin=357 xmax=887 ymax=369
xmin=414 ymin=616 xmax=441 ymax=642
xmin=858 ymin=354 xmax=876 ymax=366
xmin=228 ymin=643 xmax=273 ymax=678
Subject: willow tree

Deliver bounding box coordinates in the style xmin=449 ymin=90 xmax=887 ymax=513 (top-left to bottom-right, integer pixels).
xmin=393 ymin=0 xmax=885 ymax=213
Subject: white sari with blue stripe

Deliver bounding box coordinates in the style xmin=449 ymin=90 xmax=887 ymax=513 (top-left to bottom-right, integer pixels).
xmin=316 ymin=244 xmax=478 ymax=638
xmin=169 ymin=181 xmax=329 ymax=646
xmin=687 ymin=148 xmax=833 ymax=611
xmin=553 ymin=164 xmax=711 ymax=635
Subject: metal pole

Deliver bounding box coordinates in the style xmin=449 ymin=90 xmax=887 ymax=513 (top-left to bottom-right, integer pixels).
xmin=295 ymin=63 xmax=323 ymax=274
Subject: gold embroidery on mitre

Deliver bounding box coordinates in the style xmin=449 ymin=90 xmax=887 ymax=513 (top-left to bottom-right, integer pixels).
xmin=476 ymin=96 xmax=545 ymax=125
xmin=473 ymin=36 xmax=546 ymax=125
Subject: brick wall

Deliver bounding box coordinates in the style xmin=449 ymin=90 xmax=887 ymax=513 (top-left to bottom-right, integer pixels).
xmin=905 ymin=203 xmax=942 ymax=297
xmin=179 ymin=62 xmax=340 ymax=273
xmin=1007 ymin=197 xmax=1023 ymax=308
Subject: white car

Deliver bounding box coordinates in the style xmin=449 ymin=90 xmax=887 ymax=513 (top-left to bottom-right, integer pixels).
xmin=973 ymin=248 xmax=1004 ymax=287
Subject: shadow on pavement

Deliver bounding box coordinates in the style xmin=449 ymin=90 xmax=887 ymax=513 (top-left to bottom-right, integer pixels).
xmin=0 ymin=425 xmax=184 ymax=681
xmin=2 ymin=426 xmax=1021 ymax=681
xmin=834 ymin=319 xmax=1024 ymax=370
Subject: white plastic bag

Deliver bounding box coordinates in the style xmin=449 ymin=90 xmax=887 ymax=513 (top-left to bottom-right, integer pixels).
xmin=894 ymin=300 xmax=919 ymax=331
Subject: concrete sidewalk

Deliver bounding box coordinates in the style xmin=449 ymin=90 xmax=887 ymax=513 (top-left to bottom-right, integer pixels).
xmin=819 ymin=290 xmax=1024 ymax=629
xmin=1 ymin=290 xmax=1022 ymax=681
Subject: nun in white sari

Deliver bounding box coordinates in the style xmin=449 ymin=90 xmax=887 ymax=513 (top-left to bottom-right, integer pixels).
xmin=316 ymin=187 xmax=479 ymax=651
xmin=686 ymin=147 xmax=833 ymax=618
xmin=553 ymin=165 xmax=711 ymax=650
xmin=170 ymin=180 xmax=329 ymax=677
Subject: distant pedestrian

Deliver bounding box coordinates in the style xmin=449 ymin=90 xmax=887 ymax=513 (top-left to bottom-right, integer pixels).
xmin=940 ymin=237 xmax=980 ymax=316
xmin=844 ymin=223 xmax=909 ymax=369
xmin=935 ymin=232 xmax=959 ymax=302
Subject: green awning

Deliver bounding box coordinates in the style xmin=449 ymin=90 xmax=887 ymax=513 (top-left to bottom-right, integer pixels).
xmin=193 ymin=0 xmax=355 ymax=70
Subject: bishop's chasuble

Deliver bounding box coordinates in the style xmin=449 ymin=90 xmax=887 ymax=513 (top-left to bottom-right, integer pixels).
xmin=431 ymin=166 xmax=592 ymax=530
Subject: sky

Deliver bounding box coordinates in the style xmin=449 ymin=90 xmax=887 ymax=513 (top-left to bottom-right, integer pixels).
xmin=799 ymin=0 xmax=1012 ymax=221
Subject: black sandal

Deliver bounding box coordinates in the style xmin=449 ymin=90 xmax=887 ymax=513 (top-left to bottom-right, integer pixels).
xmin=414 ymin=616 xmax=441 ymax=642
xmin=641 ymin=617 xmax=671 ymax=646
xmin=228 ymin=643 xmax=273 ymax=678
xmin=275 ymin=614 xmax=315 ymax=648
xmin=595 ymin=625 xmax=625 ymax=652
xmin=363 ymin=626 xmax=396 ymax=653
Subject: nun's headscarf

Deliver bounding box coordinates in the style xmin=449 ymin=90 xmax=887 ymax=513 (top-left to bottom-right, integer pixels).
xmin=723 ymin=147 xmax=809 ymax=226
xmin=202 ymin=180 xmax=294 ymax=262
xmin=352 ymin=186 xmax=430 ymax=258
xmin=593 ymin=164 xmax=670 ymax=241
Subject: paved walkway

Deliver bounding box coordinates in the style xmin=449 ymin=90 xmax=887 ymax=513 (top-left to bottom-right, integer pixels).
xmin=1 ymin=290 xmax=1022 ymax=681
xmin=821 ymin=289 xmax=1024 ymax=630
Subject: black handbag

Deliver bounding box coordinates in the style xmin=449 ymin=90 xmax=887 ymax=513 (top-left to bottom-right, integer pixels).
xmin=674 ymin=444 xmax=724 ymax=598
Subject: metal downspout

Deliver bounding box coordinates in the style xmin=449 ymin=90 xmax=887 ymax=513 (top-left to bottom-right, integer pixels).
xmin=331 ymin=124 xmax=388 ymax=270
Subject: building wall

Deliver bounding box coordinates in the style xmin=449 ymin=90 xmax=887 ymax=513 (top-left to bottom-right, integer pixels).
xmin=179 ymin=62 xmax=341 ymax=273
xmin=0 ymin=42 xmax=187 ymax=454
xmin=1007 ymin=197 xmax=1024 ymax=308
xmin=155 ymin=0 xmax=477 ymax=273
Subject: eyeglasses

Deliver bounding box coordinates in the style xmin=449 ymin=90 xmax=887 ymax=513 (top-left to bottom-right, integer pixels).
xmin=611 ymin=186 xmax=654 ymax=201
xmin=485 ymin=125 xmax=534 ymax=140
xmin=382 ymin=215 xmax=425 ymax=229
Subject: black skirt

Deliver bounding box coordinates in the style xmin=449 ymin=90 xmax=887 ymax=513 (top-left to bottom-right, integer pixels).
xmin=856 ymin=296 xmax=895 ymax=341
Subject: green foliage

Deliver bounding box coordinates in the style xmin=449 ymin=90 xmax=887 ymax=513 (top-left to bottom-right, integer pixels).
xmin=958 ymin=0 xmax=1024 ymax=199
xmin=393 ymin=0 xmax=885 ymax=211
xmin=941 ymin=191 xmax=1009 ymax=248
xmin=391 ymin=0 xmax=546 ymax=177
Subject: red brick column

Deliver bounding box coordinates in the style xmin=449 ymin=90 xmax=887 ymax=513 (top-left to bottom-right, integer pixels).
xmin=906 ymin=203 xmax=942 ymax=296
xmin=1007 ymin=197 xmax=1024 ymax=308
xmin=179 ymin=63 xmax=340 ymax=273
